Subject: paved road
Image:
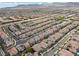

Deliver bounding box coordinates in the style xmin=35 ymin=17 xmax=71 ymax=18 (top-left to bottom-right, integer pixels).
xmin=0 ymin=15 xmax=51 ymax=27
xmin=43 ymin=26 xmax=79 ymax=56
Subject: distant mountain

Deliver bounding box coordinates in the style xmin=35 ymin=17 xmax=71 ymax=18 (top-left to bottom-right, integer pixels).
xmin=52 ymin=2 xmax=79 ymax=7
xmin=1 ymin=3 xmax=49 ymax=9
xmin=14 ymin=4 xmax=42 ymax=8
xmin=1 ymin=2 xmax=79 ymax=9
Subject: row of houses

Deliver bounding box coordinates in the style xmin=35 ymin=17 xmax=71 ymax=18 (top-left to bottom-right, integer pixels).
xmin=18 ymin=20 xmax=69 ymax=40
xmin=31 ymin=21 xmax=79 ymax=55
xmin=26 ymin=20 xmax=72 ymax=46
xmin=11 ymin=20 xmax=73 ymax=55
xmin=58 ymin=29 xmax=79 ymax=56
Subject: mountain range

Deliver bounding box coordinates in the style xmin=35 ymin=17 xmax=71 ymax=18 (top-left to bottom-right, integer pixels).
xmin=1 ymin=2 xmax=79 ymax=9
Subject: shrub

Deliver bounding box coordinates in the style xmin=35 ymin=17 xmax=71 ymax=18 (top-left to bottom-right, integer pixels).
xmin=56 ymin=16 xmax=65 ymax=20
xmin=26 ymin=47 xmax=34 ymax=53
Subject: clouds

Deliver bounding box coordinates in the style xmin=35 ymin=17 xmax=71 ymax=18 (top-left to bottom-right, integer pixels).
xmin=0 ymin=0 xmax=79 ymax=2
xmin=0 ymin=2 xmax=45 ymax=8
xmin=0 ymin=2 xmax=18 ymax=8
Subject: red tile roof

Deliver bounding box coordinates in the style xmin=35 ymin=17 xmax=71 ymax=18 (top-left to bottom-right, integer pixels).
xmin=58 ymin=49 xmax=74 ymax=56
xmin=7 ymin=47 xmax=18 ymax=56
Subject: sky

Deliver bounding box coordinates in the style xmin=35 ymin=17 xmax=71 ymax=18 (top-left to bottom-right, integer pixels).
xmin=0 ymin=2 xmax=17 ymax=8
xmin=0 ymin=2 xmax=43 ymax=8
xmin=0 ymin=0 xmax=79 ymax=8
